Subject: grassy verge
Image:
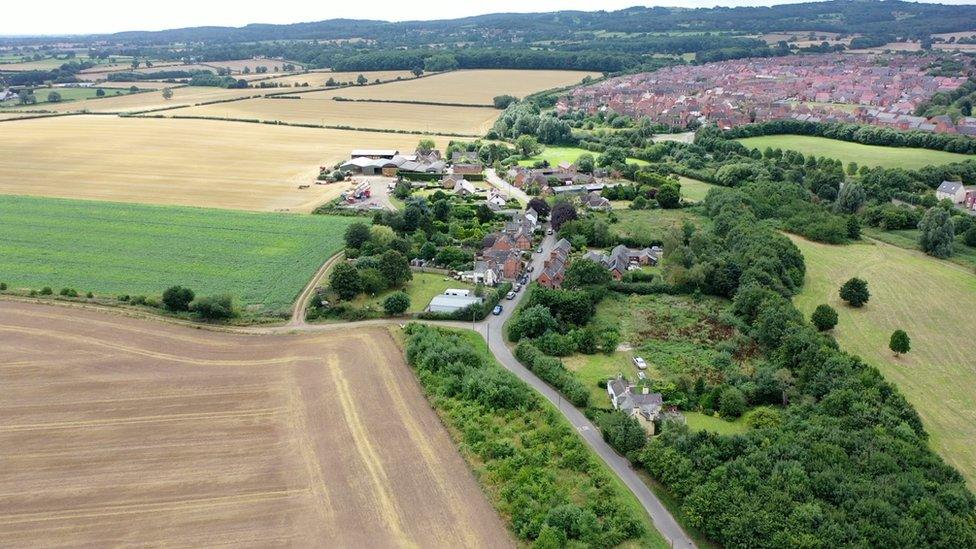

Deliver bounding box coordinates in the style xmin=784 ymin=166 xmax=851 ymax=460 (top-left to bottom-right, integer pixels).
xmin=0 ymin=195 xmax=357 ymax=315
xmin=401 ymin=325 xmax=668 ymax=548
xmin=683 ymin=411 xmax=748 ymax=435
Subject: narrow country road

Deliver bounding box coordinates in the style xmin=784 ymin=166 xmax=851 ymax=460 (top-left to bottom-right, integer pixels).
xmin=485 ymin=168 xmax=529 ymax=206
xmin=460 ymin=233 xmax=697 ymax=549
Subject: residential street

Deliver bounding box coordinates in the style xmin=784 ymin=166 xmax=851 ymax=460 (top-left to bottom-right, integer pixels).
xmin=485 ymin=168 xmax=529 ymax=206
xmin=464 ymin=233 xmax=697 ymax=549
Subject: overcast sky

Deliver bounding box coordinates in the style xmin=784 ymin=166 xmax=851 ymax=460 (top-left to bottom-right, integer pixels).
xmin=3 ymin=0 xmax=976 ymax=36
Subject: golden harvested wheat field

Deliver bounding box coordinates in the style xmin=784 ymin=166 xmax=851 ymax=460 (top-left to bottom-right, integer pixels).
xmin=0 ymin=301 xmax=513 ymax=547
xmin=303 ymin=69 xmax=600 ymax=104
xmin=254 ymin=70 xmax=417 ymax=86
xmin=169 ymin=96 xmax=499 ymax=134
xmin=201 ymin=58 xmax=303 ymax=73
xmin=0 ymin=116 xmax=454 ymax=211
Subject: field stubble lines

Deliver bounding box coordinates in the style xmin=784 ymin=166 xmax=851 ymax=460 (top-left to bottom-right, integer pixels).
xmin=326 ymin=350 xmax=417 ymax=548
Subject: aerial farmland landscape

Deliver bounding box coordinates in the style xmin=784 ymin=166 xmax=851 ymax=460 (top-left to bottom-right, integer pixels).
xmin=4 ymin=1 xmax=976 ymax=548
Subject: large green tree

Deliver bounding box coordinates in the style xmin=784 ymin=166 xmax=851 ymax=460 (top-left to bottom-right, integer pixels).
xmin=889 ymin=329 xmax=911 ymax=356
xmin=918 ymin=207 xmax=955 ymax=259
xmin=329 ymin=262 xmax=361 ymax=300
xmin=839 ymin=277 xmax=870 ymax=308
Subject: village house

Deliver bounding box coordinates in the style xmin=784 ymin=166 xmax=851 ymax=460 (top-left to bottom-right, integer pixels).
xmin=936 ymin=180 xmax=967 ymax=203
xmin=459 ymin=260 xmax=499 ymax=286
xmin=584 ymin=245 xmax=661 ymax=280
xmin=451 ymin=150 xmax=484 ymax=175
xmin=582 ymin=191 xmax=612 ymax=211
xmin=607 ymin=375 xmax=664 ymax=433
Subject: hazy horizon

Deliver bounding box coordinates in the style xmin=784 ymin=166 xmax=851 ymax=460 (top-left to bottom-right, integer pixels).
xmin=5 ymin=0 xmax=976 ymax=37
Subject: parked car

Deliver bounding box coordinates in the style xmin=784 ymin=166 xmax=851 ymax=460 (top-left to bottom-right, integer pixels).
xmin=546 ymin=228 xmax=553 ymax=235
xmin=536 ymin=246 xmax=543 ymax=253
xmin=633 ymin=356 xmax=647 ymax=370
xmin=527 ymin=265 xmax=534 ymax=272
xmin=514 ymin=283 xmax=522 ymax=292
xmin=637 ymin=371 xmax=646 ymax=380
xmin=492 ymin=305 xmax=503 ymax=315
xmin=506 ymin=291 xmax=516 ymax=300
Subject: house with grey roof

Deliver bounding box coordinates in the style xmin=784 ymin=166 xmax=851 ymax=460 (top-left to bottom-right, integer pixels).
xmin=607 ymin=375 xmax=664 ymax=431
xmin=937 ymin=180 xmax=967 ymax=203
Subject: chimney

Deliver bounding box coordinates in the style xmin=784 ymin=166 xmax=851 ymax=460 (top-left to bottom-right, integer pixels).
xmin=642 ymin=387 xmax=649 ymax=395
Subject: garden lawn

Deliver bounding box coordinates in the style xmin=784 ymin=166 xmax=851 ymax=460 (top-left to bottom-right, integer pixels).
xmin=351 ymin=272 xmax=474 ymax=314
xmin=683 ymin=411 xmax=748 ymax=435
xmin=602 ymin=208 xmax=709 ymax=244
xmin=0 ymin=195 xmax=357 ymax=315
xmin=735 ymin=134 xmax=974 ymax=170
xmin=790 ymin=235 xmax=976 ymax=489
xmin=516 ymin=145 xmax=649 ymax=167
xmin=678 ymin=176 xmax=719 ymax=203
xmin=563 ymin=351 xmax=636 ymax=406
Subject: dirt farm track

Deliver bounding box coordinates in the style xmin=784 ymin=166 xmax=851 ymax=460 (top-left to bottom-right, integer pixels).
xmin=0 ymin=301 xmax=512 ymax=547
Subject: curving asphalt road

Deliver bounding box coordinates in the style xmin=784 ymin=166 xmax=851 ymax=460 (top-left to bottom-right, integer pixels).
xmin=462 ymin=233 xmax=696 ymax=549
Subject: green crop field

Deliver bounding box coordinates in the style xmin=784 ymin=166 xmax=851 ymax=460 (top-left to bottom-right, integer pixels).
xmin=735 ymin=135 xmax=974 ymax=169
xmin=516 ymin=145 xmax=649 ymax=167
xmin=791 ymin=235 xmax=976 ymax=488
xmin=0 ymin=195 xmax=358 ymax=314
xmin=0 ymin=87 xmax=132 ymax=107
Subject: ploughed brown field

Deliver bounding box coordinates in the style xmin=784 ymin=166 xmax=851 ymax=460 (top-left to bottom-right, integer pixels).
xmin=0 ymin=301 xmax=512 ymax=547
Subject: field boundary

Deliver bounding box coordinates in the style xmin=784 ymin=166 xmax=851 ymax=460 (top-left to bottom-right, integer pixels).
xmin=134 ymin=113 xmax=482 ymax=137
xmin=330 ymin=97 xmax=495 ymax=108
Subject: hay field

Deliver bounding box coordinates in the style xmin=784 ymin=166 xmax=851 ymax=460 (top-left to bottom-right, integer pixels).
xmin=255 ymin=70 xmax=416 ymax=87
xmin=0 ymin=116 xmax=453 ymax=211
xmin=302 ymin=69 xmax=600 ymax=104
xmin=0 ymin=302 xmax=512 ymax=547
xmin=201 ymin=58 xmax=303 ymax=73
xmin=791 ymin=235 xmax=976 ymax=488
xmin=735 ymin=134 xmax=973 ymax=169
xmin=170 ymin=96 xmax=499 ymax=134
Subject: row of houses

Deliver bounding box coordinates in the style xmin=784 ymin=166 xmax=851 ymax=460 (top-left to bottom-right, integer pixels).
xmin=537 ymin=238 xmax=572 ymax=289
xmin=462 ymin=208 xmax=541 ymax=285
xmin=558 ymin=53 xmax=975 ymax=135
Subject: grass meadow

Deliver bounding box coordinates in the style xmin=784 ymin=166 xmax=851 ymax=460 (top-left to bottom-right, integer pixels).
xmin=517 ymin=145 xmax=649 ymax=167
xmin=791 ymin=235 xmax=976 ymax=488
xmin=350 ymin=272 xmax=474 ymax=313
xmin=0 ymin=195 xmax=358 ymax=314
xmin=735 ymin=135 xmax=974 ymax=169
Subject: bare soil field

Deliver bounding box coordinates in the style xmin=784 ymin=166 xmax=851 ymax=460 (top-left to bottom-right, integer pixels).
xmin=0 ymin=301 xmax=512 ymax=547
xmin=303 ymin=69 xmax=600 ymax=105
xmin=251 ymin=70 xmax=416 ymax=86
xmin=169 ymin=96 xmax=500 ymax=134
xmin=0 ymin=115 xmax=454 ymax=211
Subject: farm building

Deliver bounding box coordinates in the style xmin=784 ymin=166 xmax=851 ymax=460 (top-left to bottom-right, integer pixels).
xmin=342 ymin=149 xmax=445 ymax=176
xmin=427 ymin=292 xmax=482 ymax=313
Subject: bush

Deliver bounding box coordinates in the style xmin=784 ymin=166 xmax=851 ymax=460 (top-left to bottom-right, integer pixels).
xmin=0 ymin=282 xmax=6 ymax=291
xmin=718 ymin=386 xmax=746 ymax=418
xmin=86 ymin=291 xmax=94 ymax=298
xmin=59 ymin=288 xmax=78 ymax=297
xmin=39 ymin=286 xmax=53 ymax=295
xmin=839 ymin=277 xmax=870 ymax=307
xmin=130 ymin=295 xmax=147 ymax=305
xmin=810 ymin=303 xmax=838 ymax=331
xmin=383 ymin=291 xmax=410 ymax=315
xmin=595 ymin=411 xmax=648 ymax=456
xmin=513 ymin=342 xmax=590 ymax=407
xmin=191 ymin=294 xmax=236 ymax=320
xmin=742 ymin=406 xmax=782 ymax=428
xmin=162 ymin=285 xmax=195 ymax=311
